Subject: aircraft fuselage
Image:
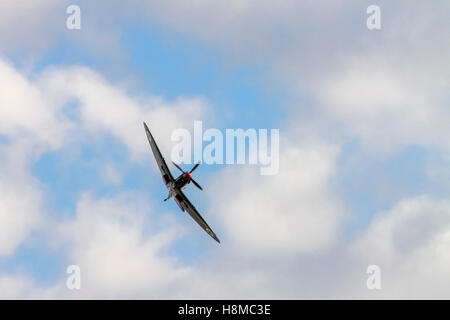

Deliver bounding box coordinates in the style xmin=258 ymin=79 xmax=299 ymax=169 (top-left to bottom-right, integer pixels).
xmin=164 ymin=172 xmax=191 ymax=201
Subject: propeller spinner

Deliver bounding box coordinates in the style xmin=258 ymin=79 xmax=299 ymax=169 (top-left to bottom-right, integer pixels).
xmin=172 ymin=161 xmax=203 ymax=191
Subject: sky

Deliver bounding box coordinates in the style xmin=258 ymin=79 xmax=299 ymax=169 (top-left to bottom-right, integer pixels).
xmin=0 ymin=0 xmax=449 ymax=299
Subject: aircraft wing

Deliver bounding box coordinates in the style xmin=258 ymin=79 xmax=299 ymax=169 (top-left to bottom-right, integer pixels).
xmin=175 ymin=190 xmax=220 ymax=243
xmin=143 ymin=122 xmax=174 ymax=185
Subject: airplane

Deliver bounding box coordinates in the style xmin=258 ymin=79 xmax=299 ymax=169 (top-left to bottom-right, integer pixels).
xmin=143 ymin=122 xmax=220 ymax=243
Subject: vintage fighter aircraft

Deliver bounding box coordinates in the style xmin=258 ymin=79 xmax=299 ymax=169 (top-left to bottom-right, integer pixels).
xmin=143 ymin=122 xmax=220 ymax=243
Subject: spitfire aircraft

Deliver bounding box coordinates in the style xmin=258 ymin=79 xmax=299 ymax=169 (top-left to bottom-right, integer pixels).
xmin=143 ymin=122 xmax=220 ymax=243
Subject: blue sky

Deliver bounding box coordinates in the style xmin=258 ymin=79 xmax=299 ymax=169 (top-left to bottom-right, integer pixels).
xmin=0 ymin=1 xmax=449 ymax=299
xmin=2 ymin=16 xmax=289 ymax=285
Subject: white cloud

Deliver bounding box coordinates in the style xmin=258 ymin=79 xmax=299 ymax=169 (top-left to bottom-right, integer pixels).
xmin=39 ymin=65 xmax=209 ymax=161
xmin=0 ymin=0 xmax=69 ymax=53
xmin=315 ymin=52 xmax=450 ymax=154
xmin=0 ymin=192 xmax=191 ymax=299
xmin=347 ymin=196 xmax=450 ymax=298
xmin=0 ymin=274 xmax=35 ymax=299
xmin=102 ymin=163 xmax=123 ymax=186
xmin=3 ymin=1 xmax=448 ymax=154
xmin=0 ymin=62 xmax=56 ymax=255
xmin=209 ymin=139 xmax=343 ymax=255
xmin=134 ymin=1 xmax=450 ymax=154
xmin=1 ymin=1 xmax=450 ymax=299
xmin=353 ymin=196 xmax=450 ymax=263
xmin=46 ymin=193 xmax=190 ymax=299
xmin=0 ymin=166 xmax=44 ymax=256
xmin=0 ymin=59 xmax=70 ymax=149
xmin=134 ymin=0 xmax=352 ymax=63
xmin=0 ymin=57 xmax=209 ymax=258
xmin=2 ymin=190 xmax=449 ymax=299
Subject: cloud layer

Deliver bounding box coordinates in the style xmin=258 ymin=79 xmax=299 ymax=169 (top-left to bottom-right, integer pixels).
xmin=0 ymin=1 xmax=449 ymax=299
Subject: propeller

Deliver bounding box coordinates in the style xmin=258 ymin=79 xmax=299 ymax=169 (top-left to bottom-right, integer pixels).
xmin=191 ymin=178 xmax=203 ymax=191
xmin=172 ymin=161 xmax=185 ymax=173
xmin=190 ymin=162 xmax=201 ymax=173
xmin=189 ymin=162 xmax=203 ymax=190
xmin=172 ymin=161 xmax=203 ymax=191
